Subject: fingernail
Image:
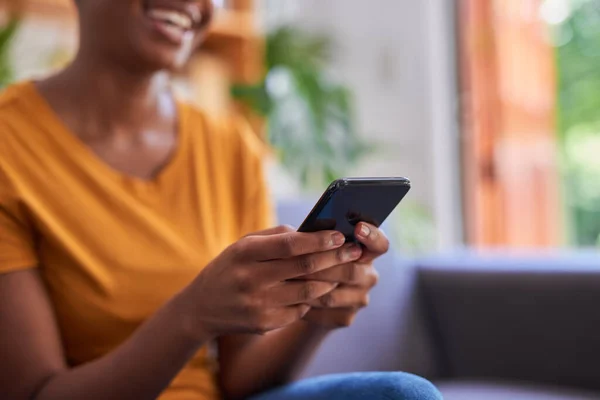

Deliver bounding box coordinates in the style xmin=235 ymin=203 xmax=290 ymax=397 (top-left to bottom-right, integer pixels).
xmin=332 ymin=233 xmax=345 ymax=247
xmin=344 ymin=245 xmax=362 ymax=261
xmin=359 ymin=224 xmax=371 ymax=239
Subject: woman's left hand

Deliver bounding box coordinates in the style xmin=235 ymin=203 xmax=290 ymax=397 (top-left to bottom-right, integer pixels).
xmin=301 ymin=223 xmax=388 ymax=329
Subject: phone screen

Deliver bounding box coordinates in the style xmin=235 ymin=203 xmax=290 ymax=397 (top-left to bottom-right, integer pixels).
xmin=298 ymin=179 xmax=410 ymax=242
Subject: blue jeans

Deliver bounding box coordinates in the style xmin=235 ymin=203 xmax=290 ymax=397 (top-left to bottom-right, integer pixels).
xmin=250 ymin=372 xmax=443 ymax=400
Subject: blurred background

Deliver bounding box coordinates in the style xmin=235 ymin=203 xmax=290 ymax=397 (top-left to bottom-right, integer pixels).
xmin=5 ymin=0 xmax=600 ymax=254
xmin=4 ymin=1 xmax=600 ymax=399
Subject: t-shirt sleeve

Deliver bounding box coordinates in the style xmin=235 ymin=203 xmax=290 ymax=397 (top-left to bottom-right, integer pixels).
xmin=232 ymin=117 xmax=276 ymax=236
xmin=0 ymin=162 xmax=38 ymax=273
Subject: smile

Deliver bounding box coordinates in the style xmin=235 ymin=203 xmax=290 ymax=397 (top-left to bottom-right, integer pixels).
xmin=148 ymin=9 xmax=195 ymax=30
xmin=144 ymin=0 xmax=203 ymax=45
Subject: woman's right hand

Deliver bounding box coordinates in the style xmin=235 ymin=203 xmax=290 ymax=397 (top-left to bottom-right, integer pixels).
xmin=176 ymin=226 xmax=363 ymax=340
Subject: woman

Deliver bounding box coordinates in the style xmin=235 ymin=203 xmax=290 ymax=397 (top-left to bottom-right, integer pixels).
xmin=0 ymin=1 xmax=442 ymax=399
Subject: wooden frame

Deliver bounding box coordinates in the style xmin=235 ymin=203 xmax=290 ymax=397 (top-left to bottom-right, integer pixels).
xmin=457 ymin=0 xmax=561 ymax=247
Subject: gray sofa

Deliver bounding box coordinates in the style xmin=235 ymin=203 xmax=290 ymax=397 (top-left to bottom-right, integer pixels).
xmin=277 ymin=201 xmax=600 ymax=399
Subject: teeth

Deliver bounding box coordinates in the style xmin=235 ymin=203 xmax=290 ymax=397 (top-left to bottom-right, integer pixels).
xmin=148 ymin=9 xmax=193 ymax=29
xmin=162 ymin=24 xmax=185 ymax=38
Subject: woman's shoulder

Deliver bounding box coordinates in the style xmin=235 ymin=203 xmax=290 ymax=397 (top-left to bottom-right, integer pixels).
xmin=0 ymin=82 xmax=33 ymax=118
xmin=180 ymin=100 xmax=269 ymax=161
xmin=0 ymin=82 xmax=52 ymax=156
xmin=0 ymin=83 xmax=38 ymax=190
xmin=0 ymin=82 xmax=35 ymax=152
xmin=0 ymin=81 xmax=45 ymax=141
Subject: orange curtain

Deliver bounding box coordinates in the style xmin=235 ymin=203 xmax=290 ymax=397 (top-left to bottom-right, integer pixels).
xmin=459 ymin=0 xmax=561 ymax=247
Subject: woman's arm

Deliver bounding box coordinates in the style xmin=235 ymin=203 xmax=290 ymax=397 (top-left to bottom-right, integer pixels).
xmin=0 ymin=269 xmax=209 ymax=400
xmin=218 ymin=323 xmax=332 ymax=400
xmin=218 ymin=223 xmax=389 ymax=400
xmin=0 ymin=228 xmax=349 ymax=400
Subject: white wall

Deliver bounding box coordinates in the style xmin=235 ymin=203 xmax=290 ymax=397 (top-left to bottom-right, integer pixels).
xmin=10 ymin=17 xmax=77 ymax=82
xmin=263 ymin=0 xmax=463 ymax=249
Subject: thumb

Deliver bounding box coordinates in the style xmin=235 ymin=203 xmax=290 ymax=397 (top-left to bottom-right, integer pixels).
xmin=245 ymin=225 xmax=296 ymax=238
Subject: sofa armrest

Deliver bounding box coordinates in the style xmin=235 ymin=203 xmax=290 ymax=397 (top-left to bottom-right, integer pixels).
xmin=416 ymin=252 xmax=600 ymax=391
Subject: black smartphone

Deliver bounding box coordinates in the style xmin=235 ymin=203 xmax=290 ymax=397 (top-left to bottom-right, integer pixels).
xmin=298 ymin=177 xmax=411 ymax=242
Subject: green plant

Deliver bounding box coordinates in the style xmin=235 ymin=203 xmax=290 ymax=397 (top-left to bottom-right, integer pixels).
xmin=553 ymin=0 xmax=600 ymax=246
xmin=232 ymin=26 xmax=370 ymax=191
xmin=392 ymin=200 xmax=436 ymax=256
xmin=0 ymin=18 xmax=19 ymax=89
xmin=555 ymin=0 xmax=600 ymax=140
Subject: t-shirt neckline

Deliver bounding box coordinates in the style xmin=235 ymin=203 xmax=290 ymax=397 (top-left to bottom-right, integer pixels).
xmin=20 ymin=80 xmax=189 ymax=187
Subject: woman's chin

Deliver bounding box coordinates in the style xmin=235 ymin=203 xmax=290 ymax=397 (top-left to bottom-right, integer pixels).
xmin=125 ymin=26 xmax=199 ymax=73
xmin=149 ymin=53 xmax=190 ymax=72
xmin=122 ymin=10 xmax=205 ymax=73
xmin=134 ymin=45 xmax=194 ymax=73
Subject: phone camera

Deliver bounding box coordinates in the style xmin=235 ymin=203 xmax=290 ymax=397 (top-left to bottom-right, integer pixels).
xmin=346 ymin=211 xmax=361 ymax=226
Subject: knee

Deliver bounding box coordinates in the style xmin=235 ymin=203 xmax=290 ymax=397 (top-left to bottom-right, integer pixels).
xmin=355 ymin=372 xmax=443 ymax=400
xmin=388 ymin=372 xmax=443 ymax=400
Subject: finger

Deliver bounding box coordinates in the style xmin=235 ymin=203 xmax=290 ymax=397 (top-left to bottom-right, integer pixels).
xmin=246 ymin=230 xmax=346 ymax=261
xmin=299 ymin=262 xmax=368 ymax=285
xmin=354 ymin=223 xmax=390 ymax=262
xmin=302 ymin=308 xmax=357 ymax=328
xmin=307 ymin=287 xmax=370 ymax=309
xmin=261 ymin=243 xmax=363 ymax=282
xmin=245 ymin=225 xmax=295 ymax=238
xmin=252 ymin=304 xmax=311 ymax=334
xmin=268 ymin=281 xmax=338 ymax=306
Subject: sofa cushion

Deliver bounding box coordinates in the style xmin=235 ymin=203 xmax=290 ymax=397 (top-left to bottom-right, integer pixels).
xmin=437 ymin=380 xmax=600 ymax=400
xmin=417 ymin=252 xmax=600 ymax=391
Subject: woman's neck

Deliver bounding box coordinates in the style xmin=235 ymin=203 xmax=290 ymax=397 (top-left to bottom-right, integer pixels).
xmin=41 ymin=55 xmax=175 ymax=139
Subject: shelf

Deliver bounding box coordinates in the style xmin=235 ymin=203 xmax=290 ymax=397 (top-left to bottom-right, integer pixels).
xmin=210 ymin=8 xmax=258 ymax=41
xmin=0 ymin=0 xmax=75 ymax=21
xmin=1 ymin=0 xmax=258 ymax=42
xmin=27 ymin=0 xmax=75 ymax=18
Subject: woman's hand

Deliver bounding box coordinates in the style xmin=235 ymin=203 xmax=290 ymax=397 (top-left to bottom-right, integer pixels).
xmin=176 ymin=226 xmax=364 ymax=340
xmin=300 ymin=223 xmax=388 ymax=329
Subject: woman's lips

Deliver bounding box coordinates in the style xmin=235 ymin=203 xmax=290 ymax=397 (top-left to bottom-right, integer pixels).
xmin=147 ymin=8 xmax=194 ymax=29
xmin=150 ymin=19 xmax=193 ymax=45
xmin=145 ymin=6 xmax=199 ymax=45
xmin=145 ymin=0 xmax=203 ymax=26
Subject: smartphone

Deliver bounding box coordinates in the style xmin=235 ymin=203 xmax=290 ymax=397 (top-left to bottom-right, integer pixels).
xmin=298 ymin=177 xmax=411 ymax=242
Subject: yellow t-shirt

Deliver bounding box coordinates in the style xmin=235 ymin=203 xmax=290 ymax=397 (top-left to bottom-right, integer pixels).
xmin=0 ymin=82 xmax=274 ymax=400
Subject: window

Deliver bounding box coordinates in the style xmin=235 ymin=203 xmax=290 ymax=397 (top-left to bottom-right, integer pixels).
xmin=458 ymin=0 xmax=561 ymax=248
